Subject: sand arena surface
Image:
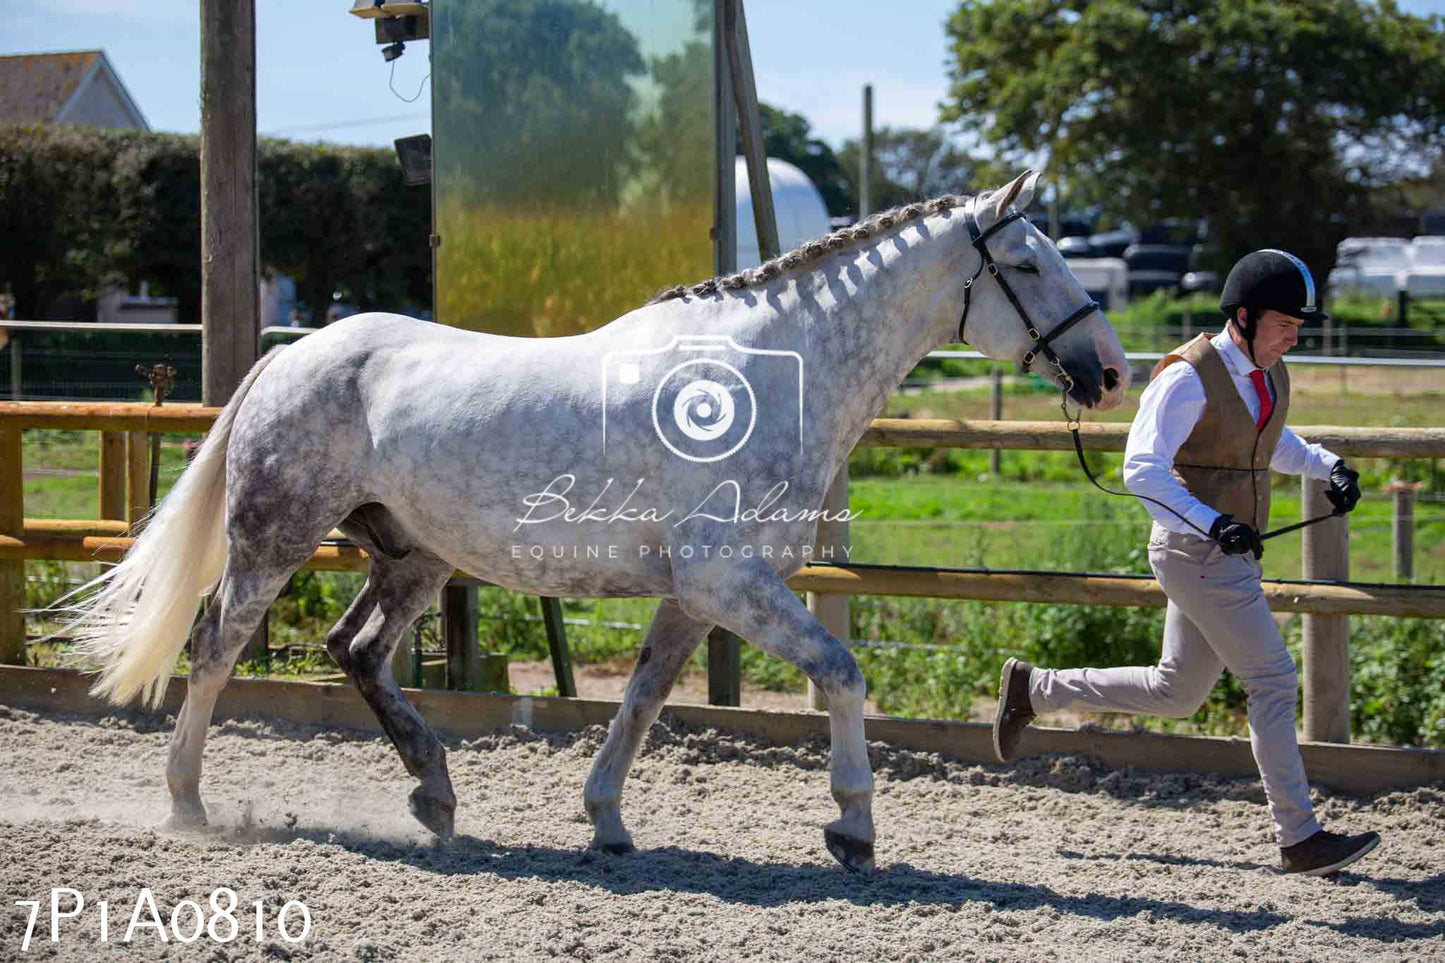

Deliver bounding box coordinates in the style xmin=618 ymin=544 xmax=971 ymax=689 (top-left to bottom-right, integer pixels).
xmin=1 ymin=704 xmax=1441 ymax=962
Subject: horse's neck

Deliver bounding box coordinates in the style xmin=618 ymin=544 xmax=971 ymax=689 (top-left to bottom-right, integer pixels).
xmin=804 ymin=218 xmax=971 ymax=464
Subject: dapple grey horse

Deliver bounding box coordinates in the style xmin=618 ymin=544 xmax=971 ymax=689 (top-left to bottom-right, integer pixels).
xmin=66 ymin=171 xmax=1128 ymax=871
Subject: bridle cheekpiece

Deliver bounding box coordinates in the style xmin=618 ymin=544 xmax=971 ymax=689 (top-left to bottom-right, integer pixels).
xmin=956 ymin=196 xmax=1100 ymax=396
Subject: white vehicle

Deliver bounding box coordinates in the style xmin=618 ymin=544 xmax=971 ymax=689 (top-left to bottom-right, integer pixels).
xmin=1328 ymin=236 xmax=1412 ymax=298
xmin=1065 ymin=257 xmax=1129 ymax=311
xmin=1401 ymin=237 xmax=1445 ymax=300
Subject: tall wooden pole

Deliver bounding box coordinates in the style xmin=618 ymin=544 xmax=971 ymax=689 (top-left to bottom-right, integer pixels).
xmin=1301 ymin=478 xmax=1350 ymax=743
xmin=860 ymin=84 xmax=873 ymax=220
xmin=706 ymin=0 xmax=744 ymax=706
xmin=200 ymin=0 xmax=260 ymax=406
xmin=714 ymin=1 xmax=738 ymax=279
xmin=200 ymin=0 xmax=262 ymax=661
xmin=724 ymin=0 xmax=777 ymax=264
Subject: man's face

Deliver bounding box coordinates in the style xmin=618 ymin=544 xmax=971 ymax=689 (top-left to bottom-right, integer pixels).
xmin=1240 ymin=308 xmax=1301 ymax=368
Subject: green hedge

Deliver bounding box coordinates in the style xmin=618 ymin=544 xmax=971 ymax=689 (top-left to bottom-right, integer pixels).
xmin=0 ymin=124 xmax=432 ymax=325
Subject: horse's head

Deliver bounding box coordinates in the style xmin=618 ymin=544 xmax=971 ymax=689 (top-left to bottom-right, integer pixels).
xmin=957 ymin=171 xmax=1129 ymax=410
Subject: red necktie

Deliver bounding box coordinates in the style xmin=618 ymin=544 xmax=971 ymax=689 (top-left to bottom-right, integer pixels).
xmin=1249 ymin=370 xmax=1273 ymax=429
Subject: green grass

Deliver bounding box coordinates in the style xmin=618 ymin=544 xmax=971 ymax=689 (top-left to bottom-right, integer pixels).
xmin=20 ymin=432 xmax=197 ymax=519
xmin=845 ymin=473 xmax=1445 ymax=585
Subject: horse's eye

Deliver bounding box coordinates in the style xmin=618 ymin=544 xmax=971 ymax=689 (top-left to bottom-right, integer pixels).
xmin=1015 ymin=263 xmax=1040 ymax=275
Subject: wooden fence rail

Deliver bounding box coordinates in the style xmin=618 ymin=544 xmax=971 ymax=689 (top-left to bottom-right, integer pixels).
xmin=4 ymin=402 xmax=1445 ymax=457
xmin=8 ymin=522 xmax=1442 ymax=619
xmin=3 ymin=402 xmax=1444 ymax=743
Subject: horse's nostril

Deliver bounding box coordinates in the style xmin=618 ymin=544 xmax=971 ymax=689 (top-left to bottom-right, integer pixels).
xmin=1103 ymin=367 xmax=1120 ymax=391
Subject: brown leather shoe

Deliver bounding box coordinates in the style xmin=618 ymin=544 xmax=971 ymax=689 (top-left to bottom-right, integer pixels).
xmin=992 ymin=657 xmax=1036 ymax=763
xmin=1280 ymin=829 xmax=1381 ymax=876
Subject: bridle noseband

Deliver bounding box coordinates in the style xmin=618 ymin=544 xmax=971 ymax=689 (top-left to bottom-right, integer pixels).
xmin=956 ymin=197 xmax=1100 ymax=395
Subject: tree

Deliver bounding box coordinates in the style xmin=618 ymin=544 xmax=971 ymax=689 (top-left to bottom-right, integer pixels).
xmin=0 ymin=125 xmax=120 ymax=318
xmin=941 ymin=0 xmax=1445 ymax=277
xmin=752 ymin=103 xmax=856 ymax=218
xmin=839 ymin=126 xmax=978 ymax=213
xmin=110 ymin=132 xmax=203 ymax=323
xmin=259 ymin=141 xmax=431 ymax=324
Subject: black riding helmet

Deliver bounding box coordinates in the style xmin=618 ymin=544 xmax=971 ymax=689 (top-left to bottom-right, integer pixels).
xmin=1219 ymin=249 xmax=1328 ymax=362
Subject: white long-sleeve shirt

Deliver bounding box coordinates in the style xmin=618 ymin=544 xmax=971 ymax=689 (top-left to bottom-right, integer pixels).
xmin=1122 ymin=330 xmax=1340 ymax=536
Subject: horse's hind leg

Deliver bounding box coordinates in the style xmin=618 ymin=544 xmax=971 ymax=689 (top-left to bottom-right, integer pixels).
xmin=166 ymin=559 xmax=298 ymax=827
xmin=328 ymin=552 xmax=456 ymax=836
xmin=583 ymin=599 xmax=713 ymax=853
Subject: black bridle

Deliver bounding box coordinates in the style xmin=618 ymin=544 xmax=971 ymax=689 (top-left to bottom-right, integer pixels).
xmin=956 ymin=197 xmax=1101 ymax=396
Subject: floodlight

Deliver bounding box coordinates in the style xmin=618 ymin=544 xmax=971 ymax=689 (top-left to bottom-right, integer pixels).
xmin=350 ymin=0 xmax=429 ymax=62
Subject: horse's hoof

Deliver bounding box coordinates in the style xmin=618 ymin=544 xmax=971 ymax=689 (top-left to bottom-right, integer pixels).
xmin=596 ymin=840 xmax=636 ymax=856
xmin=408 ymin=787 xmax=456 ymax=838
xmin=163 ymin=809 xmax=207 ymax=830
xmin=824 ymin=828 xmax=875 ymax=873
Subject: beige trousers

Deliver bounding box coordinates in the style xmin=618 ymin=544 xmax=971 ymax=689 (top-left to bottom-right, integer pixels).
xmin=1030 ymin=527 xmax=1321 ymax=847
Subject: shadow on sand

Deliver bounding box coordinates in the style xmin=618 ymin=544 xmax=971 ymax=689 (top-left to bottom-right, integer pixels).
xmin=212 ymin=820 xmax=1295 ymax=934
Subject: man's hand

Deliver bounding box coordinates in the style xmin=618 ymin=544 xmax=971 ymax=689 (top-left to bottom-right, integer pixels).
xmin=1209 ymin=513 xmax=1264 ymax=560
xmin=1326 ymin=460 xmax=1361 ymax=514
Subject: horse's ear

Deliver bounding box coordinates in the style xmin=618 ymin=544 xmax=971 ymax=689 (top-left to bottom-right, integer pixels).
xmin=988 ymin=170 xmax=1040 ymax=222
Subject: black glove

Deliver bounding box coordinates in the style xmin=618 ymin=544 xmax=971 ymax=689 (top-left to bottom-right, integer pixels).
xmin=1209 ymin=513 xmax=1264 ymax=560
xmin=1326 ymin=460 xmax=1361 ymax=514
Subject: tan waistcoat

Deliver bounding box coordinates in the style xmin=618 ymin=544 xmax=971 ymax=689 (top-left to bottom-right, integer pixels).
xmin=1150 ymin=334 xmax=1290 ymax=530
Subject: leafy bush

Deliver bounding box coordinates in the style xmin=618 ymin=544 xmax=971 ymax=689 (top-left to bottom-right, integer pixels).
xmin=1348 ymin=616 xmax=1445 ymax=748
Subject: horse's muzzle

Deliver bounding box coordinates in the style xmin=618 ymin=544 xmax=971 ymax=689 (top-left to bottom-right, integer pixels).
xmin=1061 ymin=352 xmax=1105 ymax=409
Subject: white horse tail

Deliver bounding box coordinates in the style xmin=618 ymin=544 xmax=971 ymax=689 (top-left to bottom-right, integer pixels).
xmin=63 ymin=347 xmax=285 ymax=709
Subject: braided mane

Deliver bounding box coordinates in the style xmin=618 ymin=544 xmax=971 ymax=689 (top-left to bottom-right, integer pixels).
xmin=649 ymin=194 xmax=969 ymax=304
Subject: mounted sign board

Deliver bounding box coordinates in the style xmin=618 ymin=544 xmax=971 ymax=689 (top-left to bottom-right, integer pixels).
xmin=430 ymin=0 xmax=714 ymax=336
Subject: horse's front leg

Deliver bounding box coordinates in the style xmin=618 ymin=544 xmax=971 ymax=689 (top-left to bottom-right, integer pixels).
xmin=674 ymin=556 xmax=875 ymax=872
xmin=584 ymin=598 xmax=713 ymax=853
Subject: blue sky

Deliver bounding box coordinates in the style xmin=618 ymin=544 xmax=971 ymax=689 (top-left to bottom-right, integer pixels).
xmin=6 ymin=1 xmax=1444 ymax=151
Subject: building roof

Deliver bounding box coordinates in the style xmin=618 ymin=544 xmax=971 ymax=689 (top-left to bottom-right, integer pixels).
xmin=0 ymin=50 xmax=148 ymax=130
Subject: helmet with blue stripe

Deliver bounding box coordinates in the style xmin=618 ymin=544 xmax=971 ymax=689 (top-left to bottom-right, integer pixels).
xmin=1219 ymin=249 xmax=1329 ymax=325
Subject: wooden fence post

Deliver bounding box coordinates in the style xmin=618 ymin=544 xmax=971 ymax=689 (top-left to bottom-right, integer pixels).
xmin=707 ymin=626 xmax=742 ymax=707
xmin=443 ymin=580 xmax=480 ymax=691
xmin=392 ymin=620 xmax=419 ymax=688
xmin=124 ymin=432 xmax=149 ymax=531
xmin=1387 ymin=479 xmax=1421 ymax=583
xmin=0 ymin=425 xmax=22 ymax=664
xmin=1301 ymin=477 xmax=1351 ymax=743
xmin=479 ymin=652 xmax=509 ymax=693
xmin=98 ymin=432 xmax=126 ymax=521
xmin=7 ymin=334 xmax=19 ymax=400
xmin=990 ymin=368 xmax=1003 ymax=475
